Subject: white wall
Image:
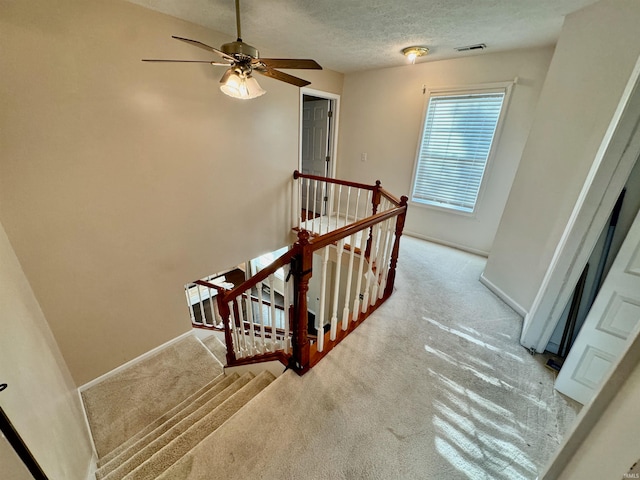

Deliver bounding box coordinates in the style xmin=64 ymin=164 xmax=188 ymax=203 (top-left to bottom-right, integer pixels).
xmin=540 ymin=321 xmax=640 ymax=480
xmin=0 ymin=0 xmax=343 ymax=384
xmin=0 ymin=221 xmax=93 ymax=479
xmin=483 ymin=0 xmax=640 ymax=313
xmin=337 ymin=48 xmax=554 ymax=255
xmin=552 ymin=363 xmax=640 ymax=478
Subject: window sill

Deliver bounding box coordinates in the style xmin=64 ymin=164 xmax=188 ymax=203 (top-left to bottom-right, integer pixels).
xmin=408 ymin=199 xmax=478 ymax=218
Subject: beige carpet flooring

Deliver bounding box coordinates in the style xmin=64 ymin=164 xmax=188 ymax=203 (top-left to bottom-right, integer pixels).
xmin=81 ymin=335 xmax=223 ymax=458
xmin=158 ymin=236 xmax=580 ymax=480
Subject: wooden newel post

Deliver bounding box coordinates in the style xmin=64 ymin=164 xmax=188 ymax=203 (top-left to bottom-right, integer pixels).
xmin=384 ymin=196 xmax=408 ymax=299
xmin=366 ymin=180 xmax=382 ymax=258
xmin=216 ymin=292 xmax=237 ymax=366
xmin=372 ymin=180 xmax=382 ymax=215
xmin=292 ymin=230 xmax=312 ymax=372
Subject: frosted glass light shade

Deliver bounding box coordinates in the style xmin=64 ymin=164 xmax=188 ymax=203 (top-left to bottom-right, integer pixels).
xmin=220 ymin=70 xmax=266 ymax=99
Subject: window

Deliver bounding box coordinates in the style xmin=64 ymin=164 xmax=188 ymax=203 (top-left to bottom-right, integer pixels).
xmin=411 ymin=86 xmax=509 ymax=213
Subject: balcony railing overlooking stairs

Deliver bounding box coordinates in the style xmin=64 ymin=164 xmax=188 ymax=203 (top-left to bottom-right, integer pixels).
xmin=191 ymin=171 xmax=407 ymax=375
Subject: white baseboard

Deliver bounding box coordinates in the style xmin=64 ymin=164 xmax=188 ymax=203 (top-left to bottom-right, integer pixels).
xmin=77 ymin=388 xmax=98 ymax=458
xmin=85 ymin=452 xmax=98 ymax=480
xmin=479 ymin=272 xmax=528 ymax=318
xmin=404 ymin=230 xmax=490 ymax=257
xmin=78 ymin=330 xmax=193 ymax=392
xmin=77 ymin=329 xmax=196 ymax=468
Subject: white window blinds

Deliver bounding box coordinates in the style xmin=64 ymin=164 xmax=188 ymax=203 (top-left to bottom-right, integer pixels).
xmin=412 ymin=91 xmax=505 ymax=213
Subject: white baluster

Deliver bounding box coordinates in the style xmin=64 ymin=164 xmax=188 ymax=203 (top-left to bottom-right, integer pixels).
xmin=342 ymin=232 xmax=356 ymax=330
xmin=212 ymin=298 xmax=222 ymax=328
xmin=256 ymin=282 xmax=267 ymax=353
xmin=344 ymin=186 xmax=352 ymax=225
xmin=362 ymin=220 xmax=379 ymax=312
xmin=330 ymin=239 xmax=344 ymax=340
xmin=196 ymin=284 xmax=206 ymax=326
xmin=185 ymin=286 xmax=197 ymax=327
xmin=244 ymin=289 xmax=256 ymax=355
xmin=206 ymin=288 xmax=216 ymax=327
xmin=305 ymin=178 xmax=311 ymax=231
xmin=370 ymin=221 xmax=386 ymax=304
xmin=317 ymin=246 xmax=330 ymax=352
xmin=241 ymin=297 xmax=249 ymax=357
xmin=365 ymin=190 xmax=373 ymax=222
xmin=353 ymin=223 xmax=368 ymax=321
xmin=334 ymin=184 xmax=342 ymax=231
xmin=297 ymin=176 xmax=302 ymax=230
xmin=353 ymin=189 xmax=362 ymax=223
xmin=268 ymin=274 xmax=278 ymax=351
xmin=379 ymin=219 xmax=396 ymax=298
xmin=236 ymin=295 xmax=247 ymax=355
xmin=318 ymin=180 xmax=325 ymax=234
xmin=310 ymin=180 xmax=317 ymax=233
xmin=228 ymin=300 xmax=241 ymax=358
xmin=327 ymin=183 xmax=335 ymax=233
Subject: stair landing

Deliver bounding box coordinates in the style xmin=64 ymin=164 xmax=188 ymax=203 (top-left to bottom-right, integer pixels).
xmin=81 ymin=335 xmax=223 ymax=458
xmin=82 ymin=333 xmax=277 ymax=480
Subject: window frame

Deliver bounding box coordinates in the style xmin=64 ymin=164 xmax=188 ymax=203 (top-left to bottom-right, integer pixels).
xmin=409 ymin=81 xmax=513 ymax=216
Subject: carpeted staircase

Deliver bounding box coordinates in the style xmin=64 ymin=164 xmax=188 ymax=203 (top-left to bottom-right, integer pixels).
xmin=82 ymin=334 xmax=276 ymax=480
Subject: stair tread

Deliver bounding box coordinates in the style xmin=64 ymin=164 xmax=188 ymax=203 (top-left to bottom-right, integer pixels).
xmin=98 ymin=372 xmax=257 ymax=480
xmin=83 ymin=335 xmax=223 ymax=459
xmin=116 ymin=370 xmax=276 ymax=480
xmin=97 ymin=372 xmax=239 ymax=469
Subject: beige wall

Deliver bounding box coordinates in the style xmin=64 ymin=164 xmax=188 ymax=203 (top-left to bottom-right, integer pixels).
xmin=0 ymin=0 xmax=343 ymax=385
xmin=483 ymin=0 xmax=640 ymax=313
xmin=0 ymin=221 xmax=93 ymax=479
xmin=550 ymin=348 xmax=640 ymax=478
xmin=337 ymin=47 xmax=554 ymax=255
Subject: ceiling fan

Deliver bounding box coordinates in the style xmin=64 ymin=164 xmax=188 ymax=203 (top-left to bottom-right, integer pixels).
xmin=142 ymin=0 xmax=322 ymax=99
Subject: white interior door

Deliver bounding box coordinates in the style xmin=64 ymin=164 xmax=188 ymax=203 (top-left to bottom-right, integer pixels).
xmin=555 ymin=208 xmax=640 ymax=404
xmin=301 ymin=98 xmax=330 ymax=214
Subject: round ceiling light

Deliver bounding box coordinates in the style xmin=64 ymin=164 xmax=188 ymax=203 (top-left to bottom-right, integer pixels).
xmin=402 ymin=46 xmax=429 ymax=64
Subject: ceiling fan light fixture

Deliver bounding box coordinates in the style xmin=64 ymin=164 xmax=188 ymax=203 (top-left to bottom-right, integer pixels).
xmin=219 ymin=68 xmax=265 ymax=100
xmin=142 ymin=0 xmax=321 ymax=98
xmin=402 ymin=46 xmax=429 ymax=64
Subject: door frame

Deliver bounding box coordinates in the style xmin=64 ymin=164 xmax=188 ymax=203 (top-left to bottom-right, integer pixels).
xmin=0 ymin=407 xmax=49 ymax=479
xmin=527 ymin=53 xmax=640 ymax=479
xmin=299 ymin=88 xmax=340 ymax=179
xmin=521 ymin=56 xmax=640 ymax=352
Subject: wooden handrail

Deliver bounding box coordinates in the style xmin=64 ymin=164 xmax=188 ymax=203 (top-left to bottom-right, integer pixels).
xmin=194 ymin=279 xmax=227 ymax=293
xmin=293 ymin=170 xmax=377 ymax=191
xmin=200 ymin=172 xmax=407 ymax=374
xmin=221 ymin=247 xmax=299 ymax=303
xmin=379 ymin=187 xmax=403 ymax=207
xmin=307 ymin=205 xmax=406 ymax=253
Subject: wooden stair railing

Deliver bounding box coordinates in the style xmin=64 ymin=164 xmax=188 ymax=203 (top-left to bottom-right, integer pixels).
xmin=193 ymin=172 xmax=407 ymax=375
xmin=295 ymin=198 xmax=407 ymax=372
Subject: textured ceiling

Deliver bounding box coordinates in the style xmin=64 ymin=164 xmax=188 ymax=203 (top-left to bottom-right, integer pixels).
xmin=127 ymin=0 xmax=598 ymax=73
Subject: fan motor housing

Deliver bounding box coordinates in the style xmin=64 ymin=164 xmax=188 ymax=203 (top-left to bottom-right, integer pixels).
xmin=222 ymin=40 xmax=259 ymax=59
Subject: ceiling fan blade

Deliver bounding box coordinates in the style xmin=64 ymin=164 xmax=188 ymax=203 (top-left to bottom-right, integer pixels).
xmin=142 ymin=59 xmax=231 ymax=66
xmin=257 ymin=58 xmax=322 ymax=70
xmin=255 ymin=67 xmax=311 ymax=87
xmin=171 ymin=36 xmax=236 ymax=62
